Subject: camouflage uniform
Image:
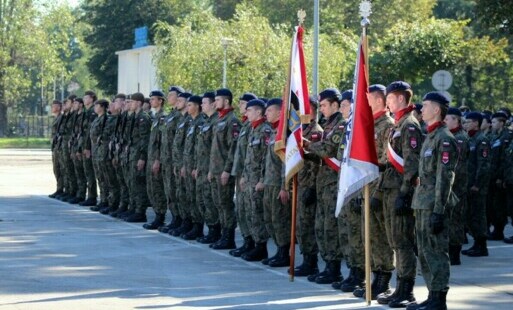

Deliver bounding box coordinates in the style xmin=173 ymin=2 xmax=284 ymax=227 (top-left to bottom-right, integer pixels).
xmin=71 ymin=110 xmax=87 ymax=200
xmin=411 ymin=123 xmax=458 ymax=292
xmin=183 ymin=114 xmax=205 ymax=223
xmin=102 ymin=113 xmax=120 ymax=208
xmin=90 ymin=113 xmax=110 ymax=205
xmin=111 ymin=112 xmax=129 ymax=211
xmin=172 ymin=113 xmax=192 ymax=221
xmin=449 ymin=127 xmax=469 ymax=247
xmin=501 ymin=140 xmax=513 ymax=227
xmin=81 ymin=105 xmax=98 ymax=201
xmin=161 ymin=110 xmax=182 ymax=219
xmin=232 ymin=120 xmax=252 ymax=239
xmin=128 ymin=109 xmax=152 ymax=214
xmin=51 ymin=113 xmax=64 ymax=193
xmin=146 ymin=110 xmax=167 ymax=216
xmin=58 ymin=111 xmax=77 ymax=197
xmin=120 ymin=112 xmax=135 ymax=212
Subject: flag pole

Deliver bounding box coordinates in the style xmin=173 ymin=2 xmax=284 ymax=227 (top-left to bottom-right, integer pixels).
xmin=359 ymin=0 xmax=372 ymax=305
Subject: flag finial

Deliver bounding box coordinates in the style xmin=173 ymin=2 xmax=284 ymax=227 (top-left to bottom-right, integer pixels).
xmin=359 ymin=0 xmax=372 ymax=27
xmin=297 ymin=9 xmax=306 ymax=25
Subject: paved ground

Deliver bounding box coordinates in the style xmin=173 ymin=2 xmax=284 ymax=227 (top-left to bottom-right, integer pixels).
xmin=0 ymin=149 xmax=512 ymax=310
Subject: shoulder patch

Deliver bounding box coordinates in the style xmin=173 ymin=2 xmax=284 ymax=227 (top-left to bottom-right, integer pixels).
xmin=410 ymin=137 xmax=418 ymax=149
xmin=331 ymin=133 xmax=342 ymax=144
xmin=442 ymin=151 xmax=450 ymax=165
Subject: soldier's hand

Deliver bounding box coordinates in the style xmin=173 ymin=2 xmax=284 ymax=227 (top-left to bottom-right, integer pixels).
xmin=137 ymin=159 xmax=145 ymax=171
xmin=394 ymin=194 xmax=412 ymax=216
xmin=207 ymin=172 xmax=212 ymax=182
xmin=302 ymin=187 xmax=317 ymax=205
xmin=370 ymin=197 xmax=382 ymax=212
xmin=302 ymin=137 xmax=310 ymax=148
xmin=429 ymin=212 xmax=444 ymax=234
xmin=152 ymin=160 xmax=160 ymax=175
xmin=255 ymin=182 xmax=265 ymax=192
xmin=76 ymin=152 xmax=82 ymax=160
xmin=180 ymin=166 xmax=186 ymax=177
xmin=239 ymin=177 xmax=246 ymax=191
xmin=470 ymin=185 xmax=479 ymax=192
xmin=84 ymin=149 xmax=91 ymax=159
xmin=278 ymin=189 xmax=289 ymax=205
xmin=221 ymin=171 xmax=230 ymax=186
xmin=192 ymin=169 xmax=198 ymax=179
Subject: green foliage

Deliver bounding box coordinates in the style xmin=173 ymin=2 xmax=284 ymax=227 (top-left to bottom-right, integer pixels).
xmin=0 ymin=137 xmax=50 ymax=149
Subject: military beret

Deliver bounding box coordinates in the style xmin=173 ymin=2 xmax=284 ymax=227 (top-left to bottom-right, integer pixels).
xmin=188 ymin=95 xmax=202 ymax=105
xmin=178 ymin=92 xmax=192 ymax=99
xmin=74 ymin=98 xmax=84 ymax=104
xmin=52 ymin=100 xmax=62 ymax=106
xmin=319 ymin=88 xmax=342 ymax=102
xmin=447 ymin=107 xmax=462 ymax=117
xmin=246 ymin=99 xmax=266 ymax=109
xmin=259 ymin=97 xmax=268 ymax=103
xmin=466 ymin=112 xmax=483 ymax=123
xmin=341 ymin=89 xmax=353 ymax=102
xmin=149 ymin=90 xmax=165 ymax=98
xmin=168 ymin=86 xmax=185 ymax=94
xmin=481 ymin=113 xmax=491 ymax=122
xmin=309 ymin=95 xmax=319 ymax=109
xmin=386 ymin=81 xmax=411 ymax=95
xmin=202 ymin=91 xmax=215 ymax=101
xmin=215 ymin=88 xmax=233 ymax=98
xmin=94 ymin=99 xmax=109 ymax=109
xmin=369 ymin=84 xmax=386 ymax=93
xmin=498 ymin=107 xmax=511 ymax=118
xmin=414 ymin=103 xmax=423 ymax=113
xmin=266 ymin=98 xmax=282 ymax=108
xmin=492 ymin=111 xmax=508 ymax=120
xmin=239 ymin=92 xmax=258 ymax=102
xmin=114 ymin=93 xmax=126 ymax=100
xmin=422 ymin=91 xmax=450 ymax=107
xmin=131 ymin=92 xmax=145 ymax=103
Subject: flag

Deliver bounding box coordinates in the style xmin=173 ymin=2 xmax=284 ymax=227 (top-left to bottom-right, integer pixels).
xmin=335 ymin=39 xmax=379 ymax=217
xmin=275 ymin=25 xmax=311 ymax=183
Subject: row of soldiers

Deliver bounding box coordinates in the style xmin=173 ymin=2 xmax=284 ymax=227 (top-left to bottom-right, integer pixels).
xmin=48 ymin=84 xmax=513 ymax=310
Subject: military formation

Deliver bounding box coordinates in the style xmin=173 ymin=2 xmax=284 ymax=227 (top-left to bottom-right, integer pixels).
xmin=48 ymin=84 xmax=513 ymax=310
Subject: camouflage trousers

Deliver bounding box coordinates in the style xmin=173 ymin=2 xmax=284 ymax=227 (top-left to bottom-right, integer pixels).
xmin=296 ymin=186 xmax=318 ymax=256
xmin=316 ymin=182 xmax=342 ymax=262
xmin=129 ymin=159 xmax=151 ymax=214
xmin=59 ymin=143 xmax=76 ymax=196
xmin=52 ymin=148 xmax=64 ymax=192
xmin=487 ymin=182 xmax=507 ymax=232
xmin=449 ymin=194 xmax=467 ymax=247
xmin=383 ymin=188 xmax=417 ymax=280
xmin=210 ymin=174 xmax=236 ymax=230
xmin=93 ymin=157 xmax=108 ymax=204
xmin=113 ymin=160 xmax=129 ymax=208
xmin=162 ymin=162 xmax=180 ymax=218
xmin=344 ymin=199 xmax=364 ymax=269
xmin=415 ymin=208 xmax=450 ymax=291
xmin=197 ymin=171 xmax=218 ymax=226
xmin=466 ymin=190 xmax=488 ymax=240
xmin=100 ymin=157 xmax=120 ymax=207
xmin=72 ymin=156 xmax=86 ymax=199
xmin=235 ymin=177 xmax=251 ymax=238
xmin=363 ymin=198 xmax=394 ymax=272
xmin=175 ymin=171 xmax=189 ymax=220
xmin=82 ymin=155 xmax=97 ymax=200
xmin=263 ymin=186 xmax=291 ymax=247
xmin=247 ymin=183 xmax=268 ymax=244
xmin=185 ymin=168 xmax=202 ymax=223
xmin=146 ymin=161 xmax=167 ymax=215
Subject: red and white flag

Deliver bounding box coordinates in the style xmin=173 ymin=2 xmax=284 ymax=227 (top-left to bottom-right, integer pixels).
xmin=335 ymin=39 xmax=379 ymax=217
xmin=275 ymin=25 xmax=311 ymax=183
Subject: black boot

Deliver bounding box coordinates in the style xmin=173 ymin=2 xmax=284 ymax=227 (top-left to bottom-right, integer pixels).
xmin=159 ymin=216 xmax=182 ymax=233
xmin=427 ymin=288 xmax=448 ymax=310
xmin=449 ymin=245 xmax=462 ymax=265
xmin=241 ymin=242 xmax=268 ymax=261
xmin=49 ymin=190 xmax=64 ymax=198
xmin=198 ymin=224 xmax=222 ymax=244
xmin=211 ymin=228 xmax=236 ymax=250
xmin=59 ymin=194 xmax=73 ymax=202
xmin=125 ymin=212 xmax=147 ymax=223
xmin=353 ymin=271 xmax=378 ymax=298
xmin=308 ymin=263 xmax=328 ymax=282
xmin=68 ymin=196 xmax=84 ymax=204
xmin=118 ymin=209 xmax=134 ymax=220
xmin=290 ymin=254 xmax=319 ymax=277
xmin=268 ymin=244 xmax=290 ymax=267
xmin=377 ymin=277 xmax=401 ymax=305
xmin=262 ymin=247 xmax=280 ymax=265
xmin=110 ymin=204 xmax=127 ymax=218
xmin=90 ymin=204 xmax=102 ymax=212
xmin=80 ymin=197 xmax=97 ymax=207
xmin=406 ymin=291 xmax=432 ymax=310
xmin=143 ymin=213 xmax=165 ymax=230
xmin=170 ymin=218 xmax=192 ymax=236
xmin=388 ymin=277 xmax=416 ymax=308
xmin=333 ymin=265 xmax=354 ymax=290
xmin=461 ymin=239 xmax=477 ymax=255
xmin=341 ymin=267 xmax=365 ymax=292
xmin=182 ymin=222 xmax=204 ymax=240
xmin=466 ymin=238 xmax=489 ymax=257
xmin=316 ymin=260 xmax=342 ymax=284
xmin=99 ymin=203 xmax=114 ymax=214
xmin=229 ymin=236 xmax=254 ymax=256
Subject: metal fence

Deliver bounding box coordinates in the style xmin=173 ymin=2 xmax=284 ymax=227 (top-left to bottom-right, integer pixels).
xmin=7 ymin=114 xmax=54 ymax=138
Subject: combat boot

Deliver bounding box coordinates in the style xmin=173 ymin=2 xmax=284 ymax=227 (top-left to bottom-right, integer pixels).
xmin=406 ymin=291 xmax=432 ymax=310
xmin=241 ymin=242 xmax=268 ymax=261
xmin=341 ymin=267 xmax=365 ymax=292
xmin=388 ymin=277 xmax=416 ymax=308
xmin=268 ymin=244 xmax=290 ymax=267
xmin=143 ymin=213 xmax=165 ymax=230
xmin=182 ymin=222 xmax=204 ymax=240
xmin=118 ymin=209 xmax=134 ymax=220
xmin=315 ymin=260 xmax=342 ymax=284
xmin=449 ymin=245 xmax=462 ymax=265
xmin=170 ymin=218 xmax=192 ymax=236
xmin=290 ymin=254 xmax=319 ymax=277
xmin=466 ymin=238 xmax=489 ymax=257
xmin=49 ymin=190 xmax=64 ymax=199
xmin=90 ymin=204 xmax=102 ymax=212
xmin=68 ymin=196 xmax=83 ymax=204
xmin=100 ymin=203 xmax=115 ymax=214
xmin=125 ymin=212 xmax=147 ymax=223
xmin=333 ymin=265 xmax=354 ymax=290
xmin=377 ymin=277 xmax=401 ymax=305
xmin=229 ymin=235 xmax=254 ymax=256
xmin=79 ymin=197 xmax=97 ymax=207
xmin=198 ymin=224 xmax=221 ymax=244
xmin=487 ymin=226 xmax=504 ymax=241
xmin=159 ymin=216 xmax=182 ymax=233
xmin=58 ymin=193 xmax=72 ymax=201
xmin=110 ymin=204 xmax=127 ymax=218
xmin=353 ymin=271 xmax=378 ymax=298
xmin=461 ymin=239 xmax=477 ymax=255
xmin=211 ymin=228 xmax=236 ymax=250
xmin=427 ymin=288 xmax=448 ymax=310
xmin=262 ymin=247 xmax=280 ymax=265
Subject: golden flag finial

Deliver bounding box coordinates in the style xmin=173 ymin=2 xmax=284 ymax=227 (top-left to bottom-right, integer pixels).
xmin=297 ymin=10 xmax=306 ymax=25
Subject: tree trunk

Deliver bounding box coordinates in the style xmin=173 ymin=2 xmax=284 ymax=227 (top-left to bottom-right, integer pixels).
xmin=0 ymin=79 xmax=7 ymax=137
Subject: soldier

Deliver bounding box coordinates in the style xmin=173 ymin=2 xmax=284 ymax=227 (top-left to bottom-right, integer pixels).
xmin=377 ymin=81 xmax=422 ymax=307
xmin=78 ymin=90 xmax=98 ymax=207
xmin=195 ymin=92 xmax=221 ymax=244
xmin=208 ymin=88 xmax=241 ymax=250
xmin=49 ymin=100 xmax=64 ymax=198
xmin=68 ymin=98 xmax=87 ymax=205
xmin=487 ymin=112 xmax=510 ymax=241
xmin=481 ymin=113 xmax=492 ymax=139
xmin=143 ymin=90 xmax=168 ymax=230
xmin=169 ymin=92 xmax=193 ymax=236
xmin=238 ymin=99 xmax=271 ymax=261
xmin=443 ymin=108 xmax=470 ymax=265
xmin=303 ymin=88 xmax=345 ymax=285
xmin=124 ymin=92 xmax=152 ymax=222
xmin=181 ymin=95 xmax=206 ymax=240
xmin=406 ymin=92 xmax=457 ymax=310
xmin=229 ymin=92 xmax=258 ymax=256
xmin=353 ymin=85 xmax=395 ymax=299
xmin=57 ymin=96 xmax=78 ymax=202
xmin=292 ymin=96 xmax=323 ymax=276
xmin=158 ymin=86 xmax=185 ymax=233
xmin=461 ymin=112 xmax=491 ymax=257
xmin=502 ymin=133 xmax=513 ymax=244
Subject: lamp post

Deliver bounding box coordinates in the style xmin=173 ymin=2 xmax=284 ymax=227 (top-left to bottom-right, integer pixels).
xmin=221 ymin=37 xmax=233 ymax=88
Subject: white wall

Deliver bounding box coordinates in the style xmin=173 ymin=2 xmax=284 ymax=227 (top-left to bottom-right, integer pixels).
xmin=115 ymin=45 xmax=158 ymax=96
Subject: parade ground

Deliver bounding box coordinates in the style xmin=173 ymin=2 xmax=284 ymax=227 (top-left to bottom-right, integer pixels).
xmin=0 ymin=149 xmax=512 ymax=310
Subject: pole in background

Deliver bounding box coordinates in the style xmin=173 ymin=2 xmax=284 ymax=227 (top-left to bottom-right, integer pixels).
xmin=313 ymin=0 xmax=319 ymax=96
xmin=221 ymin=37 xmax=233 ymax=88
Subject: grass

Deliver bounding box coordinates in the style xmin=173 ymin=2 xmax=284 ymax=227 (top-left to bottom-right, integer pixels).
xmin=0 ymin=137 xmax=51 ymax=149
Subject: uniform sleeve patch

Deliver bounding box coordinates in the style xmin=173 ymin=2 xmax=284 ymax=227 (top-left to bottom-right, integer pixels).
xmin=442 ymin=151 xmax=450 ymax=164
xmin=331 ymin=133 xmax=342 ymax=144
xmin=410 ymin=137 xmax=418 ymax=149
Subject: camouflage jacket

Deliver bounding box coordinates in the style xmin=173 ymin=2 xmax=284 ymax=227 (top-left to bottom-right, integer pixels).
xmin=501 ymin=139 xmax=513 ymax=186
xmin=489 ymin=129 xmax=511 ymax=181
xmin=263 ymin=124 xmax=285 ymax=188
xmin=120 ymin=112 xmax=134 ymax=163
xmin=90 ymin=113 xmax=109 ymax=161
xmin=231 ymin=120 xmax=251 ymax=177
xmin=160 ymin=109 xmax=181 ymax=166
xmin=147 ymin=109 xmax=166 ymax=162
xmin=412 ymin=124 xmax=457 ymax=214
xmin=196 ymin=112 xmax=218 ymax=174
xmin=172 ymin=113 xmax=191 ymax=169
xmin=451 ymin=127 xmax=470 ymax=197
xmin=60 ymin=111 xmax=75 ymax=152
xmin=243 ymin=119 xmax=272 ymax=185
xmin=183 ymin=114 xmax=205 ymax=170
xmin=209 ymin=109 xmax=241 ymax=175
xmin=298 ymin=120 xmax=323 ymax=190
xmin=371 ymin=112 xmax=394 ymax=199
xmin=70 ymin=111 xmax=84 ymax=153
xmin=128 ymin=110 xmax=151 ymax=162
xmin=81 ymin=105 xmax=97 ymax=151
xmin=51 ymin=113 xmax=63 ymax=151
xmin=467 ymin=130 xmax=491 ymax=192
